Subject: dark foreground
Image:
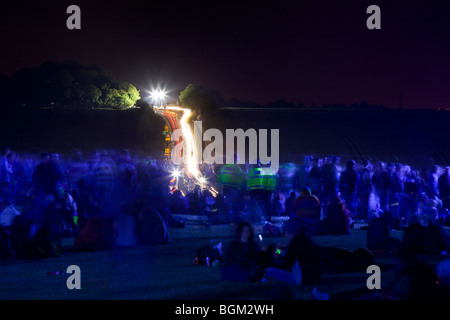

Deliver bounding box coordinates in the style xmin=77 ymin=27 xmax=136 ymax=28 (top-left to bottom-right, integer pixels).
xmin=1 ymin=222 xmax=444 ymax=300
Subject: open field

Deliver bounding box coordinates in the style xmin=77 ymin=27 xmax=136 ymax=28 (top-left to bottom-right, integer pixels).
xmin=1 ymin=221 xmax=445 ymax=300
xmin=0 ymin=107 xmax=449 ymax=168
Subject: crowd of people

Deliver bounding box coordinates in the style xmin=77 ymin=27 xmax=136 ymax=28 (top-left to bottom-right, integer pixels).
xmin=0 ymin=147 xmax=176 ymax=259
xmin=193 ymin=155 xmax=450 ymax=237
xmin=1 ymin=146 xmax=450 ymax=298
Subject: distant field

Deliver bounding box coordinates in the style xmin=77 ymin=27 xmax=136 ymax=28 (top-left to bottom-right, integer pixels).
xmin=0 ymin=107 xmax=448 ymax=167
xmin=0 ymin=222 xmax=443 ymax=300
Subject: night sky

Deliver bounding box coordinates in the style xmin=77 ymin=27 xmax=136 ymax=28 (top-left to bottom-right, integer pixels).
xmin=1 ymin=0 xmax=450 ymax=108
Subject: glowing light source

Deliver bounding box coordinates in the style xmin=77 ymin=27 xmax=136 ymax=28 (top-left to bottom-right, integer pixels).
xmin=150 ymin=89 xmax=167 ymax=106
xmin=172 ymin=169 xmax=180 ymax=178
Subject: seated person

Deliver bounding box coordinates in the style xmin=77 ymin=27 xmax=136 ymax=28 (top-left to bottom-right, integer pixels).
xmin=292 ymin=187 xmax=321 ymax=235
xmin=112 ymin=209 xmax=138 ymax=248
xmin=284 ymin=191 xmax=297 ymax=217
xmin=221 ymin=222 xmax=261 ymax=282
xmin=169 ymin=190 xmax=188 ymax=214
xmin=322 ymin=195 xmax=351 ymax=235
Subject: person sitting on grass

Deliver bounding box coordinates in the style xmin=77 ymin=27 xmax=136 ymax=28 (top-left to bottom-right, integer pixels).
xmin=265 ymin=217 xmax=321 ymax=285
xmin=291 ymin=187 xmax=321 ymax=235
xmin=321 ymin=194 xmax=352 ymax=235
xmin=112 ymin=204 xmax=138 ymax=248
xmin=221 ymin=222 xmax=261 ymax=282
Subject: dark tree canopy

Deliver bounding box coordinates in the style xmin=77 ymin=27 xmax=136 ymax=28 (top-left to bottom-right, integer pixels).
xmin=179 ymin=84 xmax=224 ymax=118
xmin=2 ymin=61 xmax=140 ymax=109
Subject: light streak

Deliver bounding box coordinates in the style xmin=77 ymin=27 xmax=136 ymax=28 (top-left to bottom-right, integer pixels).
xmin=166 ymin=106 xmax=218 ymax=196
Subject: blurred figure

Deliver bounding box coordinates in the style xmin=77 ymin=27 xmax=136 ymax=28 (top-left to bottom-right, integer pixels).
xmin=339 ymin=160 xmax=359 ymax=213
xmin=218 ymin=158 xmax=245 ymax=220
xmin=112 ymin=205 xmax=138 ymax=248
xmin=265 ymin=217 xmax=321 ymax=285
xmin=0 ymin=146 xmax=12 ymax=204
xmin=91 ymin=150 xmax=116 ymax=206
xmin=187 ymin=185 xmax=202 ymax=214
xmin=271 ymin=192 xmax=285 ymax=217
xmin=357 ymin=160 xmax=373 ymax=220
xmin=292 ymin=187 xmax=321 ymax=235
xmin=308 ymin=157 xmax=322 ymax=197
xmin=169 ymin=189 xmax=188 ymax=214
xmin=284 ymin=191 xmax=297 ymax=217
xmin=294 ymin=155 xmax=312 ymax=191
xmin=116 ymin=149 xmax=136 ymax=203
xmin=221 ymin=222 xmax=260 ymax=282
xmin=66 ymin=150 xmax=89 ymax=193
xmin=427 ymin=165 xmax=440 ymax=198
xmin=32 ymin=152 xmax=63 ymax=207
xmin=322 ymin=195 xmax=351 ymax=235
xmin=438 ymin=167 xmax=450 ymax=210
xmin=372 ymin=161 xmax=393 ymax=212
xmin=320 ymin=156 xmax=339 ymax=205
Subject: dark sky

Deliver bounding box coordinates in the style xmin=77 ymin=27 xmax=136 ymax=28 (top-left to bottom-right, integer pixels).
xmin=1 ymin=0 xmax=450 ymax=108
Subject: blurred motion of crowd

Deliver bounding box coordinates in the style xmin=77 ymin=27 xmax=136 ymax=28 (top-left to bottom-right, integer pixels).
xmin=1 ymin=146 xmax=450 ymax=261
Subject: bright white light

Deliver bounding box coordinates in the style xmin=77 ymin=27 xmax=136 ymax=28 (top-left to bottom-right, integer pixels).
xmin=199 ymin=177 xmax=206 ymax=184
xmin=150 ymin=89 xmax=167 ymax=106
xmin=172 ymin=169 xmax=180 ymax=178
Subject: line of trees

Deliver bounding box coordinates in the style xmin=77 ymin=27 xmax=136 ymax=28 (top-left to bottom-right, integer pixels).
xmin=178 ymin=83 xmax=386 ymax=117
xmin=0 ymin=61 xmax=140 ymax=109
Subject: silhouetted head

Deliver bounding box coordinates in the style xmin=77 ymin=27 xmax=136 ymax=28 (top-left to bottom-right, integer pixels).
xmin=40 ymin=152 xmax=50 ymax=162
xmin=346 ymin=160 xmax=356 ymax=170
xmin=235 ymin=222 xmax=254 ymax=242
xmin=300 ymin=186 xmax=312 ymax=196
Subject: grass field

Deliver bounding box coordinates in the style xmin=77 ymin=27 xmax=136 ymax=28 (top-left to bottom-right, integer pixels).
xmin=0 ymin=221 xmax=442 ymax=300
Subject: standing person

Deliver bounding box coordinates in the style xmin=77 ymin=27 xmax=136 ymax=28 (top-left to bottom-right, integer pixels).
xmin=339 ymin=160 xmax=359 ymax=213
xmin=262 ymin=165 xmax=278 ymax=221
xmin=32 ymin=152 xmax=62 ymax=199
xmin=218 ymin=160 xmax=245 ymax=221
xmin=66 ymin=150 xmax=89 ymax=194
xmin=0 ymin=146 xmax=12 ymax=204
xmin=221 ymin=222 xmax=261 ymax=282
xmin=246 ymin=164 xmax=265 ymax=216
xmin=29 ymin=152 xmax=63 ymax=225
xmin=320 ymin=156 xmax=339 ymax=206
xmin=438 ymin=167 xmax=450 ymax=210
xmin=294 ymin=156 xmax=312 ymax=191
xmin=308 ymin=158 xmax=322 ymax=198
xmin=372 ymin=161 xmax=393 ymax=212
xmin=92 ymin=150 xmax=116 ymax=206
xmin=116 ymin=149 xmax=136 ymax=203
xmin=388 ymin=163 xmax=402 ymax=218
xmin=427 ymin=165 xmax=440 ymax=198
xmin=357 ymin=160 xmax=373 ymax=220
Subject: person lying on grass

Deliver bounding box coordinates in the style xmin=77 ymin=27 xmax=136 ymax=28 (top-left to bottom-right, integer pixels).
xmin=265 ymin=217 xmax=321 ymax=285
